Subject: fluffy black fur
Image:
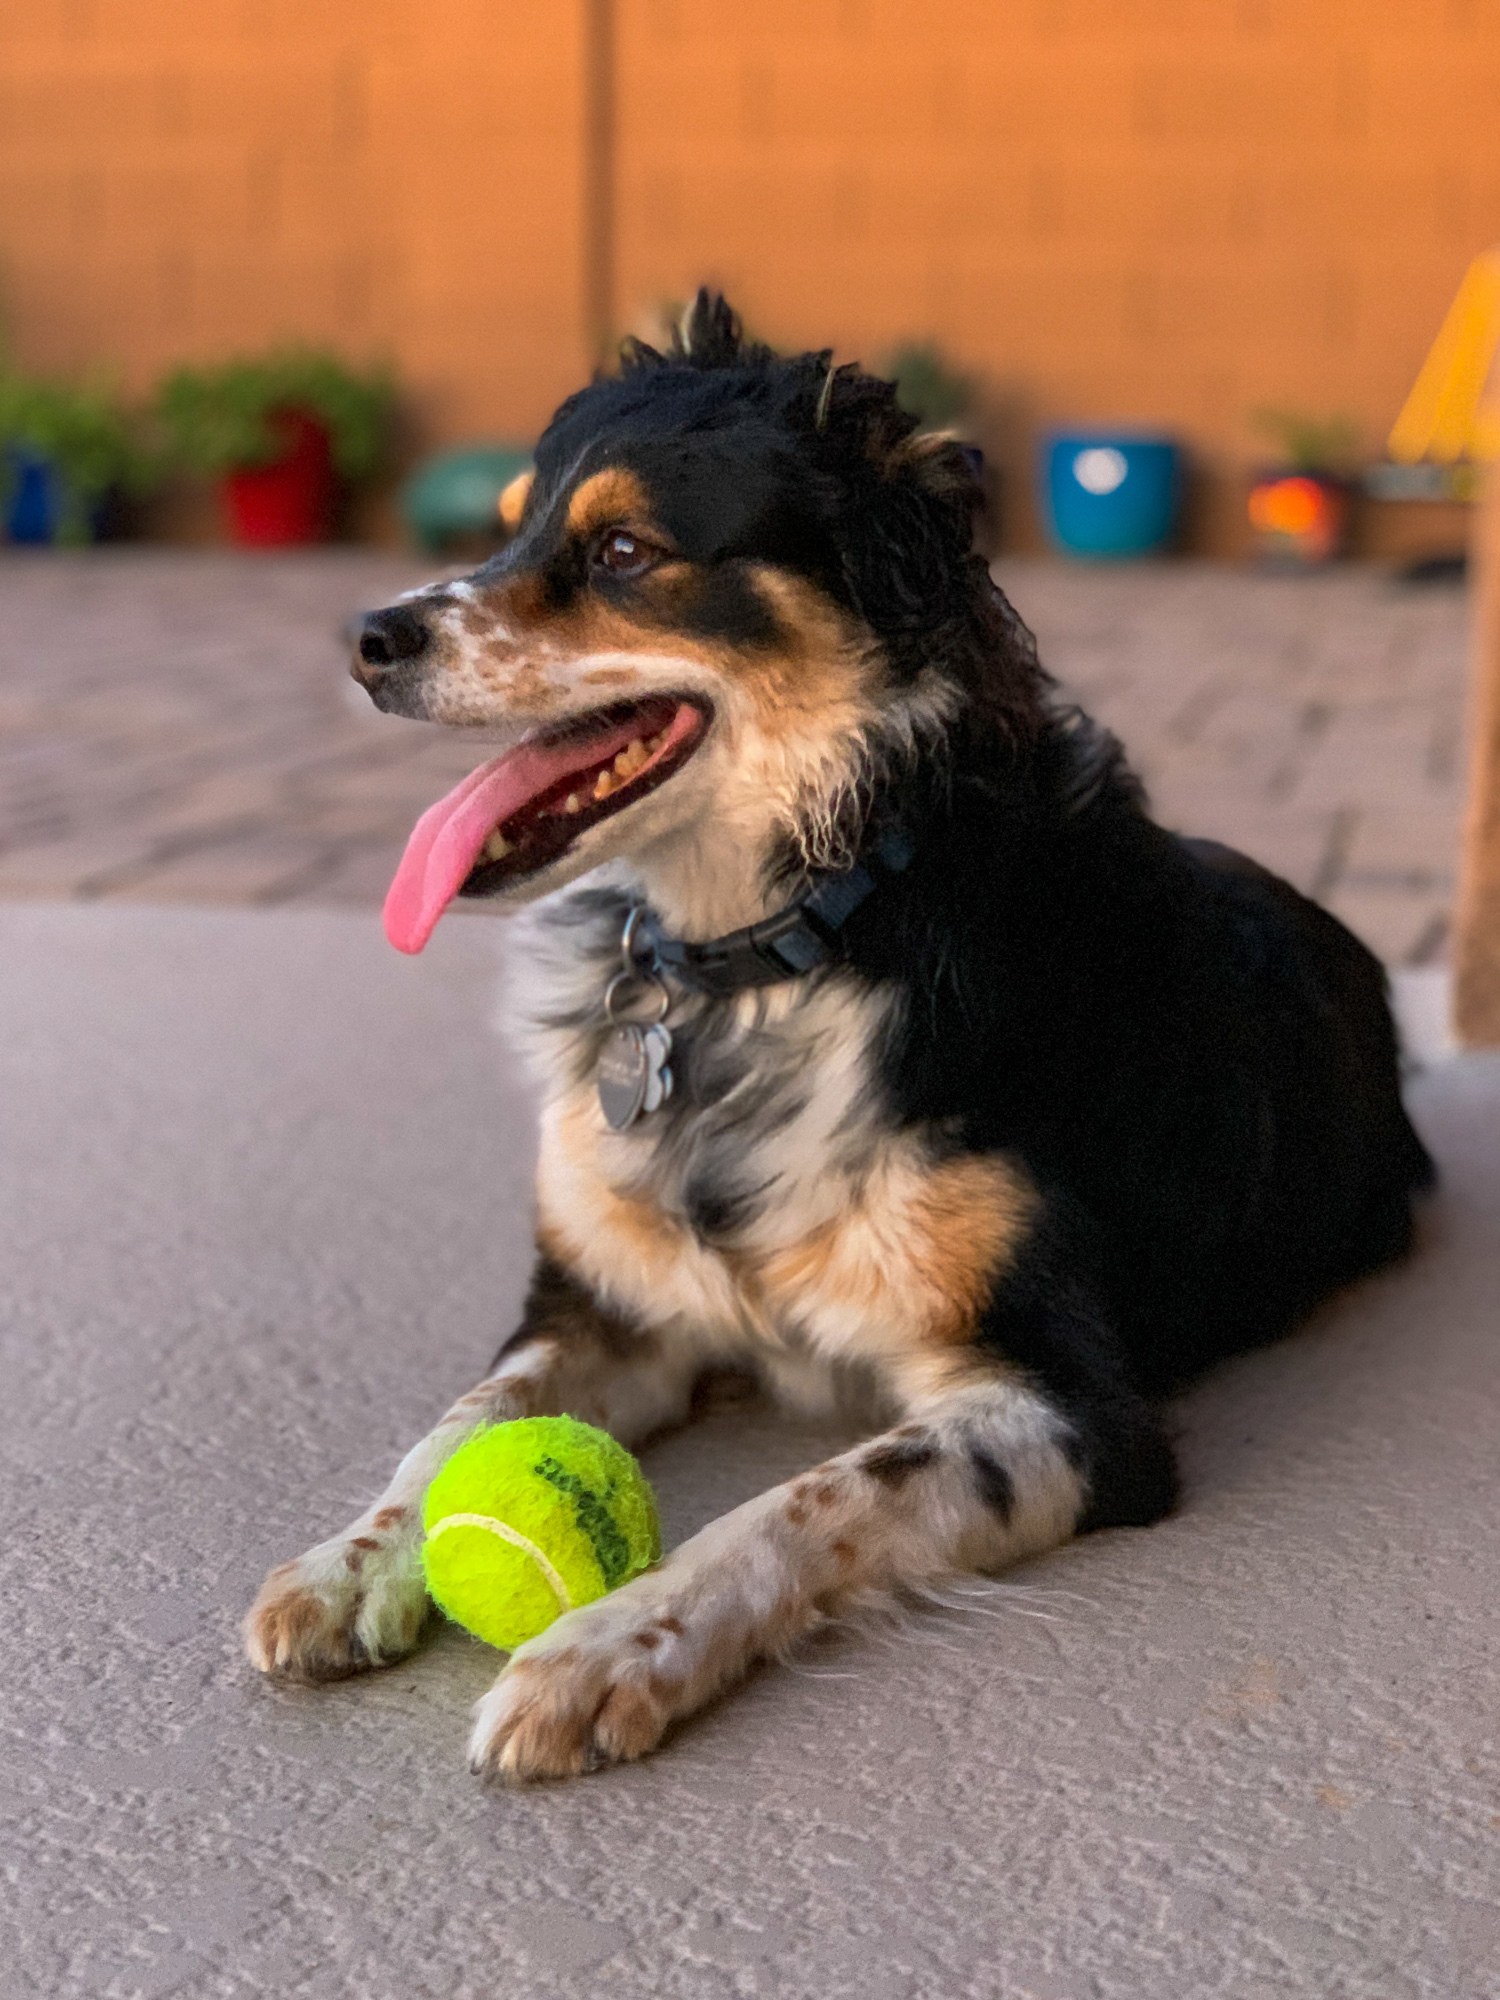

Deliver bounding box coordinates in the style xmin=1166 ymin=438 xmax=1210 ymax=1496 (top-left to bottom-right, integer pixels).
xmin=531 ymin=295 xmax=1041 ymax=745
xmin=536 ymin=294 xmax=1433 ymax=1523
xmin=362 ymin=293 xmax=1434 ymax=1548
xmin=242 ymin=294 xmax=1449 ymax=1771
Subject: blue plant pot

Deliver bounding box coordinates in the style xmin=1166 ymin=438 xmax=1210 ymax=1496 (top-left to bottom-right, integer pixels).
xmin=1041 ymin=431 xmax=1183 ymax=559
xmin=2 ymin=447 xmax=116 ymax=544
xmin=4 ymin=450 xmax=63 ymax=543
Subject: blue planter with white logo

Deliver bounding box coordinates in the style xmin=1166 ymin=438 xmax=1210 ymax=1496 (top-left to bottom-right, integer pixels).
xmin=1041 ymin=431 xmax=1183 ymax=558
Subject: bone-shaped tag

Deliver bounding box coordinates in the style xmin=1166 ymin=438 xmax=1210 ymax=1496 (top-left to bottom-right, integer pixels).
xmin=640 ymin=1023 xmax=674 ymax=1113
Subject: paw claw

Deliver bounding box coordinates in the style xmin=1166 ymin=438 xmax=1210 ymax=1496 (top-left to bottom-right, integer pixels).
xmin=244 ymin=1534 xmax=426 ymax=1682
xmin=465 ymin=1584 xmax=701 ymax=1782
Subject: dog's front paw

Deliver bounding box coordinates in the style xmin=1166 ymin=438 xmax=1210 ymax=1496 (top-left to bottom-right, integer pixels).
xmin=468 ymin=1577 xmax=715 ymax=1782
xmin=244 ymin=1522 xmax=428 ymax=1680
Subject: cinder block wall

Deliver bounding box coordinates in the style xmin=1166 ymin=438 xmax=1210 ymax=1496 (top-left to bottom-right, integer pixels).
xmin=0 ymin=0 xmax=588 ymax=442
xmin=2 ymin=0 xmax=1497 ymax=544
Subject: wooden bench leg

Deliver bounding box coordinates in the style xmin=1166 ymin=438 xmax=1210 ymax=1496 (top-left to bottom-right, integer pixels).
xmin=1455 ymin=465 xmax=1500 ymax=1046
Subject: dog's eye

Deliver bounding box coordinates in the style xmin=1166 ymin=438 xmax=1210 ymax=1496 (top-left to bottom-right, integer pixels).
xmin=593 ymin=529 xmax=657 ymax=578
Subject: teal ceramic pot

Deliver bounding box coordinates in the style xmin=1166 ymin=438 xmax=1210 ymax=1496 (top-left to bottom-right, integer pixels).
xmin=1041 ymin=431 xmax=1183 ymax=558
xmin=402 ymin=445 xmax=532 ymax=552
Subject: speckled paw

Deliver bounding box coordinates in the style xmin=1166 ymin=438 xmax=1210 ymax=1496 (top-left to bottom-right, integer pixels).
xmin=244 ymin=1533 xmax=428 ymax=1681
xmin=467 ymin=1589 xmax=701 ymax=1782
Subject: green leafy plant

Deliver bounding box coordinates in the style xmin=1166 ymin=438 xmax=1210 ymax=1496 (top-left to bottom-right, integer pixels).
xmin=155 ymin=349 xmax=396 ymax=480
xmin=0 ymin=367 xmax=155 ymax=543
xmin=1251 ymin=409 xmax=1363 ymax=476
xmin=883 ymin=340 xmax=974 ymax=432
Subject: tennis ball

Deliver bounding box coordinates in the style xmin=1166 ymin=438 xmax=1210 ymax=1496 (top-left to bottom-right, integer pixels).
xmin=421 ymin=1416 xmax=660 ymax=1652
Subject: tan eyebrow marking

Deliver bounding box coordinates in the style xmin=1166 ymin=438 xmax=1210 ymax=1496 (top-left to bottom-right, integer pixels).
xmin=564 ymin=466 xmax=655 ymax=539
xmin=497 ymin=469 xmax=534 ymax=531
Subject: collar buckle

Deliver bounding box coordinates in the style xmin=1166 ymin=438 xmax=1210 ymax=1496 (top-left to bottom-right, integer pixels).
xmin=636 ymin=824 xmax=913 ymax=999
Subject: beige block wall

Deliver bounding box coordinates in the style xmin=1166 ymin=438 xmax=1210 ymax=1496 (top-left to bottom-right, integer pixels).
xmin=0 ymin=0 xmax=589 ymax=443
xmin=614 ymin=0 xmax=1500 ymax=544
xmin=2 ymin=0 xmax=1498 ymax=544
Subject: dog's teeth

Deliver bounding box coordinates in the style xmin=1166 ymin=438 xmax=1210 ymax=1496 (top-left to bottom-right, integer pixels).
xmin=557 ymin=724 xmax=677 ymax=820
xmin=482 ymin=830 xmax=512 ymax=861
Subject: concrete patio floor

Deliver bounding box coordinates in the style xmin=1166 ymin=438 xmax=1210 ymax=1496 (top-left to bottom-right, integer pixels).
xmin=0 ymin=551 xmax=1470 ymax=965
xmin=3 ymin=903 xmax=1497 ymax=2000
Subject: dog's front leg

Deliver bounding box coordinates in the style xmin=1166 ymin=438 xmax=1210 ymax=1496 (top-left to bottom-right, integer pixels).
xmin=469 ymin=1363 xmax=1089 ymax=1781
xmin=244 ymin=1259 xmax=696 ymax=1681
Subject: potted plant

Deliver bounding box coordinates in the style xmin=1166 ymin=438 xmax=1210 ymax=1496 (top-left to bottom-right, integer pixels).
xmin=155 ymin=350 xmax=395 ymax=546
xmin=401 ymin=445 xmax=535 ymax=554
xmin=1040 ymin=429 xmax=1184 ymax=559
xmin=0 ymin=366 xmax=154 ymax=545
xmin=884 ymin=340 xmax=975 ymax=434
xmin=882 ymin=338 xmax=1001 ymax=541
xmin=1247 ymin=410 xmax=1362 ymax=566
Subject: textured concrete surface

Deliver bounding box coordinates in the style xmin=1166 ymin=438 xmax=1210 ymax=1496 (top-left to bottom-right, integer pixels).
xmin=0 ymin=551 xmax=1469 ymax=964
xmin=2 ymin=903 xmax=1498 ymax=2000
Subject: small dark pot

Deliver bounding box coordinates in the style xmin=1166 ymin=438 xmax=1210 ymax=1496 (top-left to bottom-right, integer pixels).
xmin=222 ymin=409 xmax=337 ymax=546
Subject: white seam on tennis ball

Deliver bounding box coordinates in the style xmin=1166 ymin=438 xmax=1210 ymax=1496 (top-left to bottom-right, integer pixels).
xmin=427 ymin=1513 xmax=573 ymax=1613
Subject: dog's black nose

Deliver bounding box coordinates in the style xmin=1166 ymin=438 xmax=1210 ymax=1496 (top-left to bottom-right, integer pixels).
xmin=354 ymin=605 xmax=430 ymax=683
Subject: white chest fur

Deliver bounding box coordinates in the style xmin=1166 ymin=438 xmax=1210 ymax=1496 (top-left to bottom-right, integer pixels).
xmin=507 ymin=889 xmax=1031 ymax=1381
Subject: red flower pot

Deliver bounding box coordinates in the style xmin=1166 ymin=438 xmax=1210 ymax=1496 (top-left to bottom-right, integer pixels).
xmin=221 ymin=408 xmax=336 ymax=546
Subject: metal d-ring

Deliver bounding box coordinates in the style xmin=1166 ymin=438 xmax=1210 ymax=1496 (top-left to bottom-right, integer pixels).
xmin=604 ymin=905 xmax=671 ymax=1024
xmin=604 ymin=969 xmax=671 ymax=1026
xmin=619 ymin=904 xmax=649 ymax=972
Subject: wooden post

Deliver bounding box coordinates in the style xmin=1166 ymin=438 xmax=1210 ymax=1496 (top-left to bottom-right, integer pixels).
xmin=1454 ymin=463 xmax=1500 ymax=1045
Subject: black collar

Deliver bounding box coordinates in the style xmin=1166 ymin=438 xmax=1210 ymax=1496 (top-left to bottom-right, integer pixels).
xmin=635 ymin=826 xmax=915 ymax=999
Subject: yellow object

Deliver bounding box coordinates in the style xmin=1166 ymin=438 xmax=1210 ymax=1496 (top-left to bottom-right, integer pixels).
xmin=421 ymin=1417 xmax=660 ymax=1652
xmin=1388 ymin=250 xmax=1500 ymax=466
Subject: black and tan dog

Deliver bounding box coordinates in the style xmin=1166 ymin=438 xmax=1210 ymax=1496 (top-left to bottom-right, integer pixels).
xmin=245 ymin=293 xmax=1433 ymax=1780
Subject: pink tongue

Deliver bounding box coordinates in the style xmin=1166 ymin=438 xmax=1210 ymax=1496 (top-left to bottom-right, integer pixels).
xmin=384 ymin=707 xmax=690 ymax=954
xmin=383 ymin=754 xmax=542 ymax=954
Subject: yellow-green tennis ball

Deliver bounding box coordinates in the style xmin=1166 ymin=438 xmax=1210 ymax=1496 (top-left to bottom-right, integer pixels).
xmin=421 ymin=1416 xmax=660 ymax=1652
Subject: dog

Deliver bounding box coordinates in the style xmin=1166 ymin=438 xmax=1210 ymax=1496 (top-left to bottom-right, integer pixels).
xmin=245 ymin=292 xmax=1434 ymax=1781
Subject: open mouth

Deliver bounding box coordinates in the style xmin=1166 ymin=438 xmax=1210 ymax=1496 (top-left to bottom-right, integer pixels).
xmin=383 ymin=694 xmax=710 ymax=954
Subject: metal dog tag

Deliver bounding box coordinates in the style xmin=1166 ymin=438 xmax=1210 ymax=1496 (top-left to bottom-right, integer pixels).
xmin=597 ymin=1021 xmax=674 ymax=1131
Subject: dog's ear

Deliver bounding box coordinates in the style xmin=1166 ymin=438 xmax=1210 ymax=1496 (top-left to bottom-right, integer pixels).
xmin=900 ymin=430 xmax=986 ymax=508
xmin=837 ymin=428 xmax=987 ymax=637
xmin=675 ymin=289 xmax=743 ymax=368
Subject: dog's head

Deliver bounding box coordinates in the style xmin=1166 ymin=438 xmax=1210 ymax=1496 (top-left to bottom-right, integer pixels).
xmin=362 ymin=292 xmax=1038 ymax=953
